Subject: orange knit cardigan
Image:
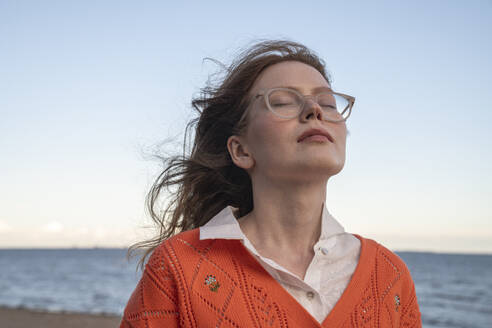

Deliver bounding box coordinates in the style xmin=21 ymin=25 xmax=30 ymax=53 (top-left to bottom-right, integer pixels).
xmin=120 ymin=229 xmax=422 ymax=327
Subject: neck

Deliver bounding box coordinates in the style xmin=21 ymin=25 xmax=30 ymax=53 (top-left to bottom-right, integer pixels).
xmin=237 ymin=176 xmax=328 ymax=256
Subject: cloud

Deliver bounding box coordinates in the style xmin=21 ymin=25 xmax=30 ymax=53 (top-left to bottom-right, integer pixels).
xmin=0 ymin=223 xmax=153 ymax=248
xmin=41 ymin=221 xmax=64 ymax=233
xmin=0 ymin=220 xmax=12 ymax=233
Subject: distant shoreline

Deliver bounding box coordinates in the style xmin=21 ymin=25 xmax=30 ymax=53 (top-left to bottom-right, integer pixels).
xmin=1 ymin=247 xmax=491 ymax=256
xmin=0 ymin=306 xmax=121 ymax=328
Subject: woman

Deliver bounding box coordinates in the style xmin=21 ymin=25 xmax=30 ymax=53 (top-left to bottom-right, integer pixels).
xmin=120 ymin=39 xmax=422 ymax=327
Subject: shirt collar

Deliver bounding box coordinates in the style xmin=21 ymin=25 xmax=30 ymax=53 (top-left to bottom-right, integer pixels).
xmin=199 ymin=201 xmax=346 ymax=242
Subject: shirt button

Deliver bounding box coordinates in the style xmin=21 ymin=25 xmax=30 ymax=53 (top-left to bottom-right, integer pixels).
xmin=321 ymin=247 xmax=329 ymax=255
xmin=306 ymin=291 xmax=315 ymax=299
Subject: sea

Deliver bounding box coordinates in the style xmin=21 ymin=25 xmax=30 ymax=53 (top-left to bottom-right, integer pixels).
xmin=0 ymin=248 xmax=491 ymax=327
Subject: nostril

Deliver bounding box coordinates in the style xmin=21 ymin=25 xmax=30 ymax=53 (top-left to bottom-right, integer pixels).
xmin=300 ymin=101 xmax=324 ymax=122
xmin=307 ymin=108 xmax=323 ymax=120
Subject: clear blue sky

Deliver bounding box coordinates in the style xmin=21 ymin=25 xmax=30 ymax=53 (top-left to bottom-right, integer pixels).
xmin=1 ymin=0 xmax=491 ymax=252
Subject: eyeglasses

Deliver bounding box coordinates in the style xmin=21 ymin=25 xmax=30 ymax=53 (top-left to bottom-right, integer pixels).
xmin=251 ymin=87 xmax=355 ymax=123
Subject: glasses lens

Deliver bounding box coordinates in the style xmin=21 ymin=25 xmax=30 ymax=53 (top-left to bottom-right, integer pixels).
xmin=267 ymin=89 xmax=303 ymax=118
xmin=267 ymin=89 xmax=352 ymax=121
xmin=318 ymin=93 xmax=350 ymax=121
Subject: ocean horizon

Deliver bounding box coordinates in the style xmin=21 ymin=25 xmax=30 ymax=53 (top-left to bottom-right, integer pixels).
xmin=1 ymin=248 xmax=491 ymax=327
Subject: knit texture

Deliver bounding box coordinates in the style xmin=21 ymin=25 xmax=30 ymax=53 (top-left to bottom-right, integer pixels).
xmin=120 ymin=229 xmax=422 ymax=327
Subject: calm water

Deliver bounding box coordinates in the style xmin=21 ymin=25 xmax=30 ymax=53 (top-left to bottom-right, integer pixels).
xmin=0 ymin=249 xmax=491 ymax=327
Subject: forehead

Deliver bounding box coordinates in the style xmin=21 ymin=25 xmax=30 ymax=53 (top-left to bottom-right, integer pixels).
xmin=249 ymin=60 xmax=330 ymax=96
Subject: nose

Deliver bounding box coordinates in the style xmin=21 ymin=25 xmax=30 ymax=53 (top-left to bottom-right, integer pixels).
xmin=300 ymin=98 xmax=324 ymax=121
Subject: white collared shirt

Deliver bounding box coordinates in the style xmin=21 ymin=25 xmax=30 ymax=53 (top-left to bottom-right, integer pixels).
xmin=199 ymin=202 xmax=361 ymax=323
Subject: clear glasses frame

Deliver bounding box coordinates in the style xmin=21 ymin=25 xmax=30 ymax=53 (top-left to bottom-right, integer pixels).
xmin=251 ymin=87 xmax=356 ymax=123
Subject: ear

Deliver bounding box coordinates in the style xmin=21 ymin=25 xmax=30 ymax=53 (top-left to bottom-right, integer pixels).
xmin=227 ymin=135 xmax=255 ymax=170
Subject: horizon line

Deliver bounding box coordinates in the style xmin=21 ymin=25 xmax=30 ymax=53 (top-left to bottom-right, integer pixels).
xmin=0 ymin=246 xmax=491 ymax=257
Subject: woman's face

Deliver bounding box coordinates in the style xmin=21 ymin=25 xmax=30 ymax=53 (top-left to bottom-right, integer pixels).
xmin=229 ymin=60 xmax=347 ymax=182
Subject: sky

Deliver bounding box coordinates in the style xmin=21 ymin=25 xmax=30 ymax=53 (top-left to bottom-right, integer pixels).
xmin=1 ymin=0 xmax=491 ymax=253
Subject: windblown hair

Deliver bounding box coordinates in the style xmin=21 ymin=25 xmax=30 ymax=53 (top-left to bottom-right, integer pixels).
xmin=129 ymin=39 xmax=332 ymax=269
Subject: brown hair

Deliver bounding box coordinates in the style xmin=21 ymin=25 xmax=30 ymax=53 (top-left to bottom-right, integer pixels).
xmin=129 ymin=39 xmax=332 ymax=269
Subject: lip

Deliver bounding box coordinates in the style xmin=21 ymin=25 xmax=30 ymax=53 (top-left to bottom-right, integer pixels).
xmin=297 ymin=128 xmax=334 ymax=143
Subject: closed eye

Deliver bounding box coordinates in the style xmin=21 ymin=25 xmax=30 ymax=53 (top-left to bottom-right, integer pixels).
xmin=272 ymin=103 xmax=295 ymax=106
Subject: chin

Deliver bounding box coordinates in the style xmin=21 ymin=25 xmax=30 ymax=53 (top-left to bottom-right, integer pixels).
xmin=328 ymin=165 xmax=344 ymax=177
xmin=326 ymin=158 xmax=345 ymax=176
xmin=299 ymin=160 xmax=345 ymax=179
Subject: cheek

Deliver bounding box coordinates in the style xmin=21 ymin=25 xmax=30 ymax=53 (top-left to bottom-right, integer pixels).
xmin=247 ymin=117 xmax=291 ymax=155
xmin=333 ymin=123 xmax=347 ymax=143
xmin=336 ymin=127 xmax=347 ymax=156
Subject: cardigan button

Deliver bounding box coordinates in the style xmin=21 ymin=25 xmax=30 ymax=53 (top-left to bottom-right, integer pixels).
xmin=321 ymin=247 xmax=329 ymax=255
xmin=306 ymin=291 xmax=315 ymax=299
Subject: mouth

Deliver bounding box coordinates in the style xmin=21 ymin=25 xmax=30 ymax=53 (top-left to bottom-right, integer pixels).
xmin=297 ymin=128 xmax=334 ymax=143
xmin=299 ymin=135 xmax=331 ymax=143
